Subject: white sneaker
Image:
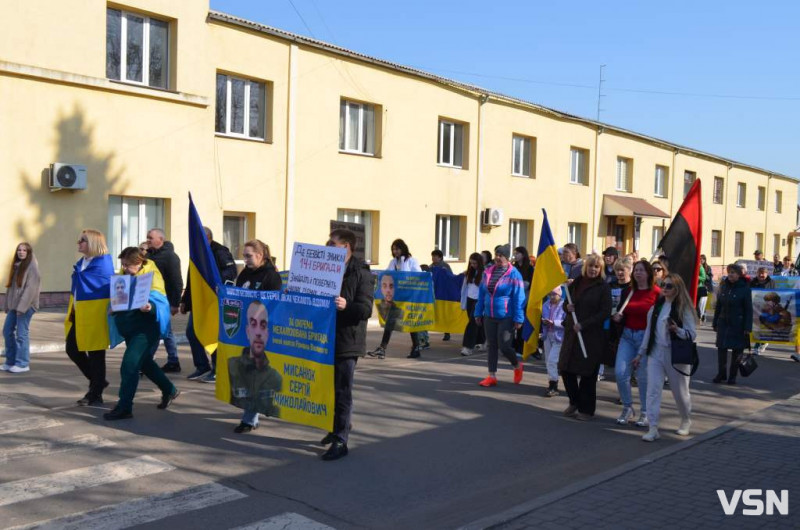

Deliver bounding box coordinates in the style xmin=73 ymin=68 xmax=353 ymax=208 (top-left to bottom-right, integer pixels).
xmin=460 ymin=347 xmax=473 ymax=356
xmin=642 ymin=428 xmax=660 ymax=442
xmin=635 ymin=413 xmax=649 ymax=428
xmin=474 ymin=344 xmax=485 ymax=351
xmin=8 ymin=365 xmax=30 ymax=373
xmin=676 ymin=418 xmax=691 ymax=436
xmin=616 ymin=406 xmax=635 ymax=425
xmin=0 ymin=364 xmax=10 ymax=371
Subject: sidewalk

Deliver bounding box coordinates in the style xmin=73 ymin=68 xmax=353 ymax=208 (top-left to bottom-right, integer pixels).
xmin=462 ymin=393 xmax=800 ymax=530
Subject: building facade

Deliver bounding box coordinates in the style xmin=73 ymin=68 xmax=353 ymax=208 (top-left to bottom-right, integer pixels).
xmin=1 ymin=0 xmax=796 ymax=303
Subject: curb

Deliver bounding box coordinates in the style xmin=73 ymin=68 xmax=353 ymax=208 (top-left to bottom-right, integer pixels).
xmin=457 ymin=391 xmax=800 ymax=530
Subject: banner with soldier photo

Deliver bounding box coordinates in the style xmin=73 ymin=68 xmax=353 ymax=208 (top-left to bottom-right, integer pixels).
xmin=374 ymin=271 xmax=435 ymax=332
xmin=215 ymin=285 xmax=336 ymax=432
xmin=751 ymin=289 xmax=799 ymax=345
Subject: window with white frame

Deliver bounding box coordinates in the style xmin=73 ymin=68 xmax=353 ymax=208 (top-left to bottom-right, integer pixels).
xmin=511 ymin=135 xmax=534 ymax=177
xmin=774 ymin=234 xmax=781 ymax=256
xmin=757 ymin=186 xmax=765 ymax=210
xmin=106 ymin=8 xmax=169 ymax=89
xmin=339 ymin=100 xmax=376 ymax=155
xmin=616 ymin=157 xmax=632 ymax=192
xmin=215 ymin=73 xmax=267 ymax=140
xmin=711 ymin=230 xmax=722 ymax=257
xmin=337 ymin=209 xmax=376 ymax=264
xmin=223 ymin=213 xmax=253 ymax=262
xmin=653 ymin=165 xmax=668 ymax=198
xmin=713 ymin=177 xmax=724 ymax=204
xmin=652 ymin=226 xmax=665 ymax=254
xmin=438 ymin=120 xmax=465 ymax=168
xmin=567 ymin=222 xmax=586 ymax=254
xmin=107 ymin=196 xmax=166 ymax=264
xmin=737 ymin=183 xmax=746 ymax=207
xmin=775 ymin=190 xmax=783 ymax=213
xmin=570 ymin=147 xmax=588 ymax=185
xmin=755 ymin=233 xmax=764 ymax=254
xmin=435 ymin=215 xmax=463 ymax=260
xmin=509 ymin=219 xmax=532 ymax=250
xmin=683 ymin=170 xmax=696 ymax=197
xmin=734 ymin=231 xmax=744 ymax=256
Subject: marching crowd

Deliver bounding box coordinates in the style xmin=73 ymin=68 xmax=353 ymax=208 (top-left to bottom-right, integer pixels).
xmin=2 ymin=228 xmax=799 ymax=459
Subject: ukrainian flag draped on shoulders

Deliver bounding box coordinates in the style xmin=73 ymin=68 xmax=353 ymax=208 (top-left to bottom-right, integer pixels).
xmin=188 ymin=194 xmax=222 ymax=352
xmin=522 ymin=209 xmax=567 ymax=360
xmin=64 ymin=254 xmax=115 ymax=351
xmin=430 ymin=267 xmax=469 ymax=333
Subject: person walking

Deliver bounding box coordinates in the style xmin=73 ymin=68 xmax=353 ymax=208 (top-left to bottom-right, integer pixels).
xmin=65 ymin=229 xmax=114 ymax=406
xmin=474 ymin=245 xmax=526 ymax=387
xmin=559 ymin=254 xmax=612 ymax=420
xmin=460 ymin=253 xmax=484 ymax=356
xmin=602 ymin=247 xmax=619 ymax=284
xmin=145 ymin=228 xmax=183 ymax=373
xmin=368 ymin=239 xmax=424 ymax=359
xmin=542 ymin=287 xmax=565 ymax=397
xmin=696 ymin=254 xmax=713 ymax=322
xmin=636 ymin=273 xmax=696 ymax=441
xmin=319 ymin=229 xmax=374 ymax=461
xmin=561 ymin=243 xmax=583 ymax=281
xmin=779 ymin=257 xmax=797 ymax=276
xmin=2 ymin=243 xmax=41 ymax=373
xmin=750 ymin=266 xmax=775 ymax=355
xmin=426 ymin=249 xmax=452 ymax=343
xmin=104 ymin=247 xmax=180 ymax=420
xmin=712 ymin=263 xmax=753 ymax=385
xmin=613 ymin=260 xmax=660 ymax=427
xmin=652 ymin=260 xmax=668 ymax=287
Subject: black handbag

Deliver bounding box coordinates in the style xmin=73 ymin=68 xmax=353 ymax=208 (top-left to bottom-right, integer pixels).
xmin=671 ymin=336 xmax=699 ymax=376
xmin=739 ymin=353 xmax=758 ymax=377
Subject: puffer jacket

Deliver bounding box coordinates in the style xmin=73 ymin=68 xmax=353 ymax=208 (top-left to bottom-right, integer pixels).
xmin=713 ymin=277 xmax=753 ymax=349
xmin=474 ymin=264 xmax=525 ymax=323
xmin=335 ymin=257 xmax=374 ymax=358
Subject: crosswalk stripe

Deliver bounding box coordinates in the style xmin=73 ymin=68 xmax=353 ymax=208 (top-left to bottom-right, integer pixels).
xmin=0 ymin=455 xmax=174 ymax=507
xmin=0 ymin=417 xmax=62 ymax=435
xmin=0 ymin=434 xmax=115 ymax=464
xmin=231 ymin=512 xmax=335 ymax=530
xmin=7 ymin=482 xmax=247 ymax=530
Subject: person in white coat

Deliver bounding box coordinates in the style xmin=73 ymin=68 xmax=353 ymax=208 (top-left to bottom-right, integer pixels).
xmin=634 ymin=273 xmax=696 ymax=442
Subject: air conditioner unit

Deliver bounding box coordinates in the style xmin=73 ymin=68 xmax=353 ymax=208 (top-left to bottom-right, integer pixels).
xmin=50 ymin=163 xmax=87 ymax=191
xmin=482 ymin=207 xmax=504 ymax=227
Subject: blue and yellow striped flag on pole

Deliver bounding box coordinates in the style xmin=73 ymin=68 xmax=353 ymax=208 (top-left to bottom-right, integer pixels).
xmin=522 ymin=209 xmax=567 ymax=360
xmin=188 ymin=194 xmax=222 ymax=352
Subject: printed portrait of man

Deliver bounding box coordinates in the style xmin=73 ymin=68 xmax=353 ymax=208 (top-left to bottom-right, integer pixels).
xmin=377 ymin=273 xmax=403 ymax=328
xmin=228 ymin=300 xmax=283 ymax=417
xmin=112 ymin=276 xmax=129 ymax=308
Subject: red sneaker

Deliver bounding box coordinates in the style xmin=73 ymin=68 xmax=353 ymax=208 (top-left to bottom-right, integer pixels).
xmin=513 ymin=364 xmax=524 ymax=384
xmin=478 ymin=376 xmax=498 ymax=387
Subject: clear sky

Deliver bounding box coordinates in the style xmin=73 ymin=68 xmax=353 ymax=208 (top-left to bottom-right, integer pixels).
xmin=210 ymin=0 xmax=800 ymax=186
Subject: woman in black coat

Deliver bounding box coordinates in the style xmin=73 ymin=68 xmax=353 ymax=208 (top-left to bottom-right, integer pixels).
xmin=559 ymin=254 xmax=612 ymax=420
xmin=712 ymin=263 xmax=753 ymax=384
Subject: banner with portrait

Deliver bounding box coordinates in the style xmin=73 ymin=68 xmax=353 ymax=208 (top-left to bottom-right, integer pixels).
xmin=374 ymin=271 xmax=435 ymax=332
xmin=751 ymin=289 xmax=799 ymax=345
xmin=215 ymin=286 xmax=336 ymax=432
xmin=771 ymin=276 xmax=800 ymax=290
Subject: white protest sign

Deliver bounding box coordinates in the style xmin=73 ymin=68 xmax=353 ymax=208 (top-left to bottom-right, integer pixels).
xmin=287 ymin=242 xmax=347 ymax=297
xmin=110 ymin=272 xmax=153 ymax=311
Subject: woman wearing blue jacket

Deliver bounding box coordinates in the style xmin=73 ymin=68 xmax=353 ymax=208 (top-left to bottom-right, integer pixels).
xmin=475 ymin=245 xmax=526 ymax=387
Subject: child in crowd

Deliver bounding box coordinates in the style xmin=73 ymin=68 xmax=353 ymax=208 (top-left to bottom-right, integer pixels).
xmin=541 ymin=286 xmax=565 ymax=397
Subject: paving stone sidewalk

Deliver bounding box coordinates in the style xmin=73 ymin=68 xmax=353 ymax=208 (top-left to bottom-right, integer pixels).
xmin=464 ymin=394 xmax=800 ymax=529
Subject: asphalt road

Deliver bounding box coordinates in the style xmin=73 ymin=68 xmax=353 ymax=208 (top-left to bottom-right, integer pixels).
xmin=1 ymin=325 xmax=799 ymax=529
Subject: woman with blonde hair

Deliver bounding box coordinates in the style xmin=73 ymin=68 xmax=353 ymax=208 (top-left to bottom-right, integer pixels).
xmin=2 ymin=242 xmax=41 ymax=373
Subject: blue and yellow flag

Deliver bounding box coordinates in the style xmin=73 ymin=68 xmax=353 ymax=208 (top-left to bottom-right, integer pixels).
xmin=523 ymin=209 xmax=567 ymax=359
xmin=430 ymin=267 xmax=469 ymax=333
xmin=64 ymin=254 xmax=114 ymax=351
xmin=188 ymin=194 xmax=222 ymax=353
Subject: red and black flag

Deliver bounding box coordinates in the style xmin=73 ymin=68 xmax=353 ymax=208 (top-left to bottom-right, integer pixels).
xmin=657 ymin=179 xmax=703 ymax=304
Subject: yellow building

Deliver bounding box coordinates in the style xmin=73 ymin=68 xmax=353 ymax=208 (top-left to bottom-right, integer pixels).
xmin=1 ymin=0 xmax=796 ymax=304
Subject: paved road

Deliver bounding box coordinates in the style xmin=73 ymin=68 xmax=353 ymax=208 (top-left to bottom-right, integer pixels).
xmin=1 ymin=325 xmax=799 ymax=529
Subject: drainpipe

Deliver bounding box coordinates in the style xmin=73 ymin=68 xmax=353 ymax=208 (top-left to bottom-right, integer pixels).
xmin=283 ymin=44 xmax=299 ymax=270
xmin=475 ymin=94 xmax=489 ymax=252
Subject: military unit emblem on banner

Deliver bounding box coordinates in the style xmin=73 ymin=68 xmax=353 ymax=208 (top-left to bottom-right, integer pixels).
xmin=223 ymin=298 xmax=243 ymax=339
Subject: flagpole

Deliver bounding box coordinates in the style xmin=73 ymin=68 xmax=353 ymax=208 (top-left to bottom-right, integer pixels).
xmin=563 ymin=283 xmax=588 ymax=359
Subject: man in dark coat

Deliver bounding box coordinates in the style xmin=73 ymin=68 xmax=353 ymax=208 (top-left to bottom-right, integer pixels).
xmin=146 ymin=228 xmax=183 ymax=372
xmin=712 ymin=263 xmax=753 ymax=384
xmin=320 ymin=228 xmax=374 ymax=461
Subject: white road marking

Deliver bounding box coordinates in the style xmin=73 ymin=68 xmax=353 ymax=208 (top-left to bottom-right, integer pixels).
xmin=231 ymin=512 xmax=336 ymax=530
xmin=0 ymin=434 xmax=115 ymax=463
xmin=0 ymin=455 xmax=174 ymax=507
xmin=7 ymin=482 xmax=247 ymax=530
xmin=0 ymin=417 xmax=62 ymax=435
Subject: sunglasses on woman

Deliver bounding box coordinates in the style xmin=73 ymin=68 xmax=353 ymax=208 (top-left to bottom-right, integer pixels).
xmin=653 ymin=267 xmax=663 ymax=272
xmin=662 ymin=282 xmax=674 ymax=290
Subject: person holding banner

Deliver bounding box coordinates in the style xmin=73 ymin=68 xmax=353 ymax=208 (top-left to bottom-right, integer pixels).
xmin=460 ymin=253 xmax=485 ymax=356
xmin=475 ymin=245 xmax=526 ymax=387
xmin=750 ymin=267 xmax=776 ymax=355
xmin=559 ymin=254 xmax=612 ymax=420
xmin=779 ymin=257 xmax=797 ymax=276
xmin=712 ymin=263 xmax=753 ymax=385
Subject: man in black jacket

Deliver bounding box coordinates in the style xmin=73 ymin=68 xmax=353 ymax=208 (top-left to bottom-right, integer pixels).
xmin=320 ymin=228 xmax=373 ymax=461
xmin=146 ymin=228 xmax=184 ymax=372
xmin=181 ymin=227 xmax=238 ymax=381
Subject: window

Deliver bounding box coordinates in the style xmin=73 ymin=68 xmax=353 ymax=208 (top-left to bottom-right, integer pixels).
xmin=652 ymin=226 xmax=665 ymax=254
xmin=435 ymin=215 xmax=464 ymax=260
xmin=567 ymin=222 xmax=586 ymax=254
xmin=734 ymin=231 xmax=744 ymax=257
xmin=713 ymin=177 xmax=724 ymax=204
xmin=223 ymin=213 xmax=254 ymax=262
xmin=106 ymin=8 xmax=169 ymax=89
xmin=438 ymin=120 xmax=465 ymax=168
xmin=755 ymin=233 xmax=764 ymax=254
xmin=509 ymin=219 xmax=533 ymax=250
xmin=107 ymin=196 xmax=166 ymax=263
xmin=615 ymin=157 xmax=632 ymax=192
xmin=215 ymin=74 xmax=267 ymax=140
xmin=737 ymin=183 xmax=746 ymax=208
xmin=711 ymin=230 xmax=722 ymax=257
xmin=337 ymin=209 xmax=376 ymax=264
xmin=511 ymin=135 xmax=534 ymax=177
xmin=683 ymin=171 xmax=696 ymax=197
xmin=570 ymin=147 xmax=588 ymax=185
xmin=757 ymin=186 xmax=765 ymax=211
xmin=339 ymin=100 xmax=376 ymax=155
xmin=654 ymin=165 xmax=668 ymax=198
xmin=775 ymin=190 xmax=783 ymax=213
xmin=774 ymin=234 xmax=781 ymax=256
